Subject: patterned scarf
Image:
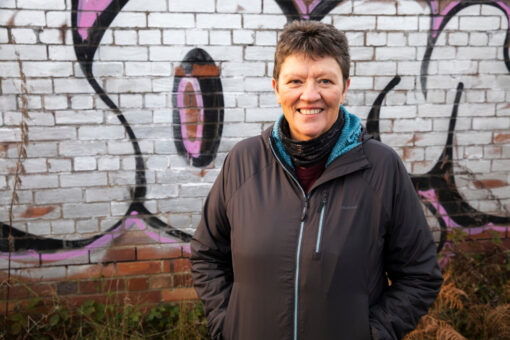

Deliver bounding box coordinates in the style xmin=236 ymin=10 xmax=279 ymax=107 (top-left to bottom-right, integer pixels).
xmin=279 ymin=113 xmax=344 ymax=167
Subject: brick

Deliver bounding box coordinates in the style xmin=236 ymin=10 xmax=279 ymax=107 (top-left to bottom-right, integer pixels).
xmin=112 ymin=12 xmax=146 ymax=28
xmin=185 ymin=29 xmax=208 ymax=45
xmin=61 ymin=172 xmax=107 ymax=187
xmin=376 ymin=47 xmax=416 ymax=61
xmin=98 ymin=46 xmax=148 ymax=61
xmin=127 ymin=277 xmax=149 ymax=291
xmin=10 ymin=10 xmax=46 ymax=26
xmin=78 ymin=126 xmax=125 ymax=140
xmin=67 ymin=263 xmax=116 ymax=279
xmin=98 ymin=156 xmax=120 ymax=171
xmin=174 ymin=273 xmax=193 ymax=288
xmin=233 ymin=29 xmax=254 ymax=44
xmin=162 ymin=29 xmax=185 ymax=45
xmin=245 ymin=107 xmax=280 ymax=122
xmin=27 ymin=220 xmax=51 ymax=234
xmin=150 ymin=275 xmax=173 ymax=289
xmin=85 ymin=187 xmax=129 ymax=202
xmin=333 ymin=16 xmax=375 ymax=30
xmin=117 ymin=261 xmax=162 ymax=276
xmin=366 ymin=32 xmax=386 ymax=46
xmin=148 ymin=13 xmax=194 ymax=28
xmin=54 ymin=78 xmax=94 ymax=94
xmin=197 ymin=14 xmax=241 ymax=29
xmin=55 ymin=111 xmax=103 ymax=124
xmin=57 ymin=281 xmax=77 ymax=295
xmin=103 ymin=279 xmax=125 ymax=292
xmin=59 ymin=141 xmax=106 ymax=156
xmin=218 ymin=0 xmax=261 ymax=12
xmin=245 ymin=46 xmax=275 ymax=61
xmin=243 ymin=14 xmax=286 ymax=29
xmin=62 ymin=202 xmax=109 ymax=218
xmin=353 ymin=1 xmax=395 ymax=14
xmin=79 ymin=280 xmax=102 ymax=294
xmin=138 ymin=29 xmax=161 ymax=45
xmin=137 ymin=244 xmax=182 ymax=260
xmin=172 ymin=258 xmax=191 ymax=273
xmin=44 ymin=95 xmax=68 ymax=110
xmin=70 ymin=95 xmax=94 ymax=109
xmin=378 ymin=16 xmax=418 ymax=31
xmin=126 ymin=61 xmax=171 ymax=76
xmin=73 ymin=156 xmax=96 ymax=171
xmin=356 ymin=61 xmax=396 ymax=76
xmin=210 ymin=30 xmax=231 ymax=45
xmin=162 ymin=287 xmax=197 ymax=302
xmin=169 ymin=0 xmax=214 ymax=12
xmin=48 ymin=46 xmax=77 ymax=61
xmin=350 ymin=47 xmax=374 ymax=61
xmin=0 ymin=62 xmax=21 ymax=77
xmin=114 ymin=30 xmax=137 ymax=45
xmin=459 ymin=16 xmax=500 ymax=31
xmin=19 ymin=174 xmax=58 ymax=189
xmin=22 ymin=62 xmax=73 ymax=77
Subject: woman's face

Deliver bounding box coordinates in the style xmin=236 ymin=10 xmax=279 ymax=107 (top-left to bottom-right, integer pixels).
xmin=272 ymin=54 xmax=350 ymax=141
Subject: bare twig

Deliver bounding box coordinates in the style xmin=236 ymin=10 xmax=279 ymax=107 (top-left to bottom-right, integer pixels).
xmin=5 ymin=48 xmax=30 ymax=315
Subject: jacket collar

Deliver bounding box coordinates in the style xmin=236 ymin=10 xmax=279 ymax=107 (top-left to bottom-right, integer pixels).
xmin=263 ymin=106 xmax=371 ymax=190
xmin=270 ymin=105 xmax=363 ymax=170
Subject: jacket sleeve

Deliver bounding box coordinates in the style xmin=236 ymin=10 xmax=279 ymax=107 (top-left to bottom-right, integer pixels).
xmin=190 ymin=155 xmax=233 ymax=340
xmin=369 ymin=157 xmax=443 ymax=340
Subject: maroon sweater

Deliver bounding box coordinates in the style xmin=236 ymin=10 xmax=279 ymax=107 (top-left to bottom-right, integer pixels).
xmin=295 ymin=158 xmax=328 ymax=193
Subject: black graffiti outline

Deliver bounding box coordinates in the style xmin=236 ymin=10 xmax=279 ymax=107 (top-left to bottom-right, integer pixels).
xmin=1 ymin=0 xmax=194 ymax=253
xmin=366 ymin=1 xmax=510 ymax=251
xmin=275 ymin=0 xmax=344 ymax=22
xmin=173 ymin=49 xmax=225 ymax=168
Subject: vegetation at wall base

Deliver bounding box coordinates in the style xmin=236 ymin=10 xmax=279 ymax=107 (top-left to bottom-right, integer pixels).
xmin=1 ymin=229 xmax=508 ymax=339
xmin=405 ymin=229 xmax=510 ymax=340
xmin=1 ymin=298 xmax=208 ymax=340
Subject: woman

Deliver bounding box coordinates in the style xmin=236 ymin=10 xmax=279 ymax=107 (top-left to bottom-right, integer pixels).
xmin=191 ymin=21 xmax=442 ymax=340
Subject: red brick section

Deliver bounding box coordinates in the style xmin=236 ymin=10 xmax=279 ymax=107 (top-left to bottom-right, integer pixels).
xmin=1 ymin=244 xmax=197 ymax=315
xmin=19 ymin=206 xmax=56 ymax=218
xmin=472 ymin=179 xmax=508 ymax=189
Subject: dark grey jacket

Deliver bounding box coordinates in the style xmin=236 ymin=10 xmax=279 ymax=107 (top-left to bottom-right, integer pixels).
xmin=191 ymin=111 xmax=442 ymax=340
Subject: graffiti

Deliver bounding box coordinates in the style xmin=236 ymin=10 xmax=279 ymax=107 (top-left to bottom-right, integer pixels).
xmin=2 ymin=0 xmax=510 ymax=267
xmin=173 ymin=49 xmax=224 ymax=168
xmin=275 ymin=0 xmax=343 ymax=21
xmin=366 ymin=0 xmax=510 ymax=250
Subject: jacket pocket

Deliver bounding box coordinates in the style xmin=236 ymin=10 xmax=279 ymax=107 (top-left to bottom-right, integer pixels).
xmin=314 ymin=191 xmax=328 ymax=255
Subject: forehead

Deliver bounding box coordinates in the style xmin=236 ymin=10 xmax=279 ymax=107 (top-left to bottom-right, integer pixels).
xmin=279 ymin=54 xmax=343 ymax=77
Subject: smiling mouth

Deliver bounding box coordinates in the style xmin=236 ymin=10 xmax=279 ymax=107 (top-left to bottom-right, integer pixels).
xmin=298 ymin=108 xmax=323 ymax=115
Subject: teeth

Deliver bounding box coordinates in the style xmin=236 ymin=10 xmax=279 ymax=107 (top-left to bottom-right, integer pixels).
xmin=299 ymin=109 xmax=322 ymax=115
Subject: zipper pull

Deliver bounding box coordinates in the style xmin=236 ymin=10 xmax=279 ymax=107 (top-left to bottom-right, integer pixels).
xmin=322 ymin=191 xmax=329 ymax=206
xmin=301 ymin=199 xmax=308 ymax=221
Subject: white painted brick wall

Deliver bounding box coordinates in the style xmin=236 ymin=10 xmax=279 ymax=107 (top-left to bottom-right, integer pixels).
xmin=0 ymin=1 xmax=508 ymax=250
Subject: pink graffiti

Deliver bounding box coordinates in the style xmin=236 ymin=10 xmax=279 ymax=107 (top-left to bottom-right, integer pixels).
xmin=418 ymin=189 xmax=509 ymax=235
xmin=0 ymin=211 xmax=190 ymax=265
xmin=293 ymin=0 xmax=322 ymax=19
xmin=77 ymin=0 xmax=113 ymax=40
xmin=430 ymin=0 xmax=510 ymax=39
xmin=177 ymin=77 xmax=204 ymax=159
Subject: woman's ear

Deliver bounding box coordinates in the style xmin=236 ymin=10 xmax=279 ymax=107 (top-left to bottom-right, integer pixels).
xmin=341 ymin=78 xmax=351 ymax=103
xmin=273 ymin=78 xmax=281 ymax=104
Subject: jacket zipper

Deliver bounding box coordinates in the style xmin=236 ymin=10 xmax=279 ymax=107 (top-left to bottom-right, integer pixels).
xmin=269 ymin=139 xmax=307 ymax=340
xmin=315 ymin=191 xmax=328 ymax=254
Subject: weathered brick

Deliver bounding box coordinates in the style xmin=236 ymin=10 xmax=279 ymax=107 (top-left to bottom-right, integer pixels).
xmin=161 ymin=287 xmax=197 ymax=302
xmin=117 ymin=261 xmax=162 ymax=276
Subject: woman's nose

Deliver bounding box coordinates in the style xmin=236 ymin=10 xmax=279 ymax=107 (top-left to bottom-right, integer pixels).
xmin=300 ymin=81 xmax=321 ymax=102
